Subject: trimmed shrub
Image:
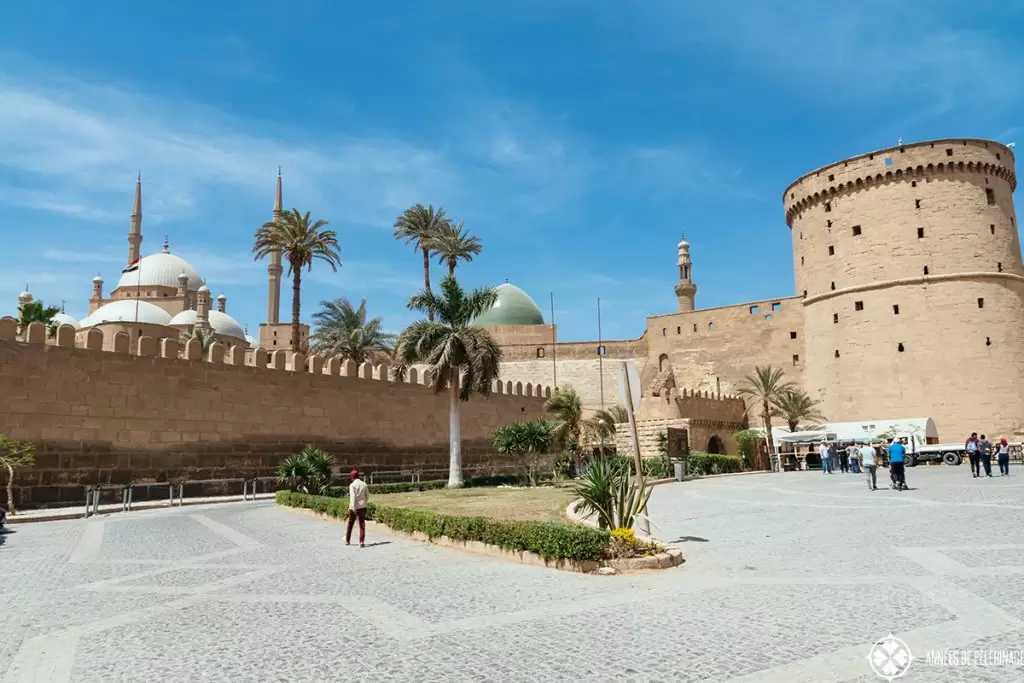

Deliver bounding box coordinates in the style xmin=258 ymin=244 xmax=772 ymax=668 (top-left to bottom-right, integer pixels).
xmin=686 ymin=453 xmax=743 ymax=476
xmin=606 ymin=455 xmax=669 ymax=478
xmin=276 ymin=490 xmax=610 ymax=562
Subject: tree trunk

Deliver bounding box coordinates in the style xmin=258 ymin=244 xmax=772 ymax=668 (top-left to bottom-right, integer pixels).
xmin=448 ymin=260 xmax=456 ymax=277
xmin=291 ymin=265 xmax=302 ymax=352
xmin=762 ymin=400 xmax=776 ymax=472
xmin=5 ymin=463 xmax=15 ymax=515
xmin=447 ymin=367 xmax=463 ymax=487
xmin=422 ymin=247 xmax=434 ymax=322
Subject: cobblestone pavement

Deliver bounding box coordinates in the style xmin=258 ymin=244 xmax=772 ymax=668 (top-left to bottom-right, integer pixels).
xmin=2 ymin=467 xmax=1023 ymax=682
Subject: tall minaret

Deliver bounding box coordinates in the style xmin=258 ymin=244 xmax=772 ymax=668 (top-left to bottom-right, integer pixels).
xmin=674 ymin=230 xmax=697 ymax=312
xmin=128 ymin=173 xmax=143 ymax=265
xmin=266 ymin=168 xmax=283 ymax=324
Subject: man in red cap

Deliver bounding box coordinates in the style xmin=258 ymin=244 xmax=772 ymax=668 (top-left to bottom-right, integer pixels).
xmin=346 ymin=469 xmax=368 ymax=547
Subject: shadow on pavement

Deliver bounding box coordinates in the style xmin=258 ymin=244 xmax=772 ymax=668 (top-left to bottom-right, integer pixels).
xmin=669 ymin=535 xmax=708 ymax=543
xmin=0 ymin=527 xmax=16 ymax=548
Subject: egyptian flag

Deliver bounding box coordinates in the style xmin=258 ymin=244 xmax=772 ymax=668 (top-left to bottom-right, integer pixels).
xmin=122 ymin=258 xmax=141 ymax=274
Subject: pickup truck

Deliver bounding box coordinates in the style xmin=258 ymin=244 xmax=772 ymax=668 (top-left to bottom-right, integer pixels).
xmin=903 ymin=441 xmax=1022 ymax=467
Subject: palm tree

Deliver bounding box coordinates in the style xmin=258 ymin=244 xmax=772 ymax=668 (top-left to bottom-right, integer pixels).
xmin=772 ymin=389 xmax=827 ymax=432
xmin=309 ymin=297 xmax=395 ymax=365
xmin=545 ymin=387 xmax=585 ymax=454
xmin=16 ymin=300 xmax=60 ymax=338
xmin=433 ymin=220 xmax=482 ymax=276
xmin=393 ymin=275 xmax=502 ymax=487
xmin=180 ymin=328 xmax=215 ymax=357
xmin=737 ymin=365 xmax=794 ymax=471
xmin=253 ymin=209 xmax=341 ymax=351
xmin=393 ymin=204 xmax=450 ymax=321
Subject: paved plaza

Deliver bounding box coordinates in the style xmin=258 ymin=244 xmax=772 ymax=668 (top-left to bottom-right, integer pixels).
xmin=2 ymin=467 xmax=1023 ymax=682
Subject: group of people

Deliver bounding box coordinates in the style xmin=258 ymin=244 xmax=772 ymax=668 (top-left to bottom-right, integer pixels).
xmin=818 ymin=439 xmax=906 ymax=491
xmin=964 ymin=433 xmax=1012 ymax=477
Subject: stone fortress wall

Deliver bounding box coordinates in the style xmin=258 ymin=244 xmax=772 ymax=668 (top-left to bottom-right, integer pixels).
xmin=785 ymin=138 xmax=1024 ymax=439
xmin=0 ymin=318 xmax=550 ymax=508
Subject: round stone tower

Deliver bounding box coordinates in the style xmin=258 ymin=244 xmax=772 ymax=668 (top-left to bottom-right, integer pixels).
xmin=783 ymin=138 xmax=1023 ymax=440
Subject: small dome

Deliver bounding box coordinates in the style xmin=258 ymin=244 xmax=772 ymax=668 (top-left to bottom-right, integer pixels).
xmin=168 ymin=309 xmax=246 ymax=341
xmin=217 ymin=293 xmax=226 ymax=300
xmin=92 ymin=275 xmax=104 ymax=282
xmin=80 ymin=300 xmax=173 ymax=328
xmin=197 ymin=284 xmax=210 ymax=294
xmin=115 ymin=251 xmax=203 ymax=291
xmin=52 ymin=313 xmax=79 ymax=329
xmin=18 ymin=290 xmax=32 ymax=300
xmin=472 ymin=283 xmax=545 ymax=326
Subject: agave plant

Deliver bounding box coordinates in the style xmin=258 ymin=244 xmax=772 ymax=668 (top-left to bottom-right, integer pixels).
xmin=572 ymin=457 xmax=621 ymax=529
xmin=610 ymin=470 xmax=654 ymax=530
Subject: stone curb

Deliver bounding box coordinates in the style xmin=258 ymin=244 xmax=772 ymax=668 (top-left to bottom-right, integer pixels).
xmin=284 ymin=505 xmax=682 ymax=574
xmin=4 ymin=493 xmax=277 ymax=524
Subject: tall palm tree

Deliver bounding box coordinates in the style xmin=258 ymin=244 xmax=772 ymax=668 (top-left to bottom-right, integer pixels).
xmin=772 ymin=389 xmax=827 ymax=432
xmin=393 ymin=204 xmax=450 ymax=321
xmin=393 ymin=275 xmax=502 ymax=487
xmin=16 ymin=300 xmax=60 ymax=338
xmin=433 ymin=220 xmax=482 ymax=276
xmin=545 ymin=387 xmax=585 ymax=453
xmin=253 ymin=209 xmax=341 ymax=351
xmin=737 ymin=365 xmax=794 ymax=471
xmin=309 ymin=297 xmax=395 ymax=364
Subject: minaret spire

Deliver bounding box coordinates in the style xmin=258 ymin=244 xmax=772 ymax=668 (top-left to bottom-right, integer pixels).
xmin=267 ymin=168 xmax=283 ymax=324
xmin=674 ymin=229 xmax=697 ymax=312
xmin=128 ymin=173 xmax=143 ymax=264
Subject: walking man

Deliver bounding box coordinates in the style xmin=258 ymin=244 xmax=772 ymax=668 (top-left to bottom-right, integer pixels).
xmin=997 ymin=437 xmax=1011 ymax=476
xmin=966 ymin=432 xmax=981 ymax=478
xmin=346 ymin=469 xmax=369 ymax=547
xmin=861 ymin=442 xmax=878 ymax=490
xmin=888 ymin=438 xmax=907 ymax=490
xmin=979 ymin=434 xmax=993 ymax=477
xmin=847 ymin=443 xmax=860 ymax=473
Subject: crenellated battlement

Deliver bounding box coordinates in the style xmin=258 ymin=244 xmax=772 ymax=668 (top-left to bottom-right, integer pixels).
xmin=0 ymin=318 xmax=553 ymax=399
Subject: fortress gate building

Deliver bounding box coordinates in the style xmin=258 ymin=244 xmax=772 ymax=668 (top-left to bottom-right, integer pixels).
xmin=784 ymin=138 xmax=1023 ymax=439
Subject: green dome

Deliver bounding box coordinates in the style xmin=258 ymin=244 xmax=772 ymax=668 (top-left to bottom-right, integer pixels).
xmin=473 ymin=283 xmax=545 ymax=326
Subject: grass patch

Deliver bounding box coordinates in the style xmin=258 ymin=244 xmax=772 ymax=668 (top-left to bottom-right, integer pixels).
xmin=373 ymin=485 xmax=578 ymax=524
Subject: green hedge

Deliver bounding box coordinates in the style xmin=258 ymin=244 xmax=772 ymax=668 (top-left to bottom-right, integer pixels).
xmin=687 ymin=453 xmax=742 ymax=476
xmin=325 ymin=474 xmax=522 ymax=498
xmin=276 ymin=490 xmax=610 ymax=562
xmin=606 ymin=455 xmax=671 ymax=478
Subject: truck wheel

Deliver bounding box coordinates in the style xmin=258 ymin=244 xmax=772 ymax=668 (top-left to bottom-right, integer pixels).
xmin=907 ymin=455 xmax=918 ymax=467
xmin=942 ymin=452 xmax=961 ymax=466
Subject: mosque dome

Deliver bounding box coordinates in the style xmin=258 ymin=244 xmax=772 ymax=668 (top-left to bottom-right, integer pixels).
xmin=52 ymin=313 xmax=78 ymax=329
xmin=472 ymin=283 xmax=545 ymax=326
xmin=79 ymin=300 xmax=173 ymax=328
xmin=168 ymin=309 xmax=246 ymax=341
xmin=115 ymin=250 xmax=203 ymax=291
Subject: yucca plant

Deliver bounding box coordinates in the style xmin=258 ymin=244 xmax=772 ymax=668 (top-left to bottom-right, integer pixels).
xmin=611 ymin=471 xmax=653 ymax=530
xmin=276 ymin=446 xmax=335 ymax=494
xmin=277 ymin=453 xmax=312 ymax=492
xmin=572 ymin=457 xmax=621 ymax=529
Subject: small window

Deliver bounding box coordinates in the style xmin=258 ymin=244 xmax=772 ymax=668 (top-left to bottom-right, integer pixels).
xmin=828 ymin=174 xmax=834 ymax=181
xmin=986 ymin=337 xmax=992 ymax=347
xmin=915 ymin=199 xmax=921 ymax=209
xmin=833 ymin=313 xmax=839 ymax=324
xmin=799 ymin=232 xmax=803 ymax=240
xmin=764 ymin=313 xmax=773 ymax=320
xmin=828 ymin=245 xmax=835 ymax=256
xmin=831 ymin=281 xmax=836 ymax=291
xmin=991 ymin=224 xmax=996 ymax=235
xmin=772 ymin=302 xmax=781 ymax=311
xmin=986 ymin=188 xmax=995 ymax=206
xmin=854 ymin=301 xmax=864 ymax=311
xmin=834 ymin=349 xmax=840 ymax=358
xmin=997 ymin=153 xmax=1001 ymax=160
xmin=273 ymin=340 xmax=277 ymax=346
xmin=917 ymin=227 xmax=925 ymax=239
xmin=662 ymin=328 xmax=667 ymax=336
xmin=708 ymin=322 xmax=715 ymax=331
xmin=924 ymin=266 xmax=930 ymax=275
xmin=750 ymin=305 xmax=760 ymax=315
xmin=893 ymin=305 xmax=900 ymax=315
xmin=825 ymin=201 xmax=832 ymax=212
xmin=676 ymin=326 xmax=681 ymax=334
xmin=598 ymin=344 xmax=606 ymax=356
xmin=801 ymin=256 xmax=804 ymax=266
xmin=536 ymin=347 xmax=545 ymax=358
xmin=852 ymin=225 xmax=861 ymax=236
xmin=911 ymin=180 xmax=917 ymax=187
xmin=826 ymin=220 xmax=832 ymax=228
xmin=998 ymin=262 xmax=1003 ymax=273
xmin=897 ymin=343 xmax=905 ymax=353
xmin=790 ymin=331 xmax=797 ymax=339
xmin=803 ymin=290 xmax=807 ymax=298
xmin=946 ymin=148 xmax=953 ymax=156
xmin=978 ymin=298 xmax=984 ymax=308
xmin=792 ymin=354 xmax=800 ymax=366
xmin=692 ymin=324 xmax=697 ymax=333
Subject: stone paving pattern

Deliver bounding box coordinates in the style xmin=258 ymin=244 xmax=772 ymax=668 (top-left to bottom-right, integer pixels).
xmin=2 ymin=467 xmax=1023 ymax=681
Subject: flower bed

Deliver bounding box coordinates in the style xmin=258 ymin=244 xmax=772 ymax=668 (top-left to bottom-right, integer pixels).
xmin=276 ymin=490 xmax=610 ymax=563
xmin=324 ymin=474 xmax=522 ymax=498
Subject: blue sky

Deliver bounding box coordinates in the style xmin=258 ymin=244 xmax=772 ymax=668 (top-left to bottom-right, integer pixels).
xmin=1 ymin=1 xmax=1021 ymax=341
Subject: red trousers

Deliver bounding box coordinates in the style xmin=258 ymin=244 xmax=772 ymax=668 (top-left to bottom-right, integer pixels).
xmin=346 ymin=507 xmax=366 ymax=544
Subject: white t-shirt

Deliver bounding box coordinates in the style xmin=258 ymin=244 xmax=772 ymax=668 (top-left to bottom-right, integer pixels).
xmin=349 ymin=479 xmax=369 ymax=510
xmin=819 ymin=444 xmax=830 ymax=461
xmin=860 ymin=446 xmax=876 ymax=466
